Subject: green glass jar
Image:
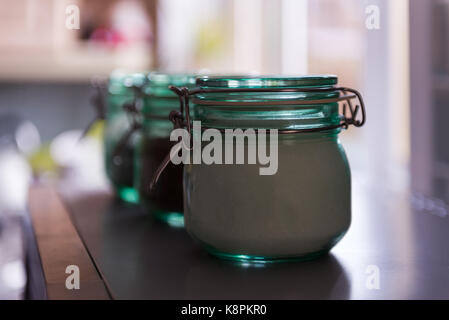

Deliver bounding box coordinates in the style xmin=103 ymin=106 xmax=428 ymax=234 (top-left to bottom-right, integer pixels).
xmin=104 ymin=71 xmax=146 ymax=203
xmin=135 ymin=73 xmax=196 ymax=226
xmin=181 ymin=75 xmax=365 ymax=262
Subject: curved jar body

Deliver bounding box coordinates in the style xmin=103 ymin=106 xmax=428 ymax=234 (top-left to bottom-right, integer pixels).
xmin=136 ymin=73 xmax=195 ymax=226
xmin=104 ymin=72 xmax=146 ymax=203
xmin=184 ymin=75 xmax=352 ymax=261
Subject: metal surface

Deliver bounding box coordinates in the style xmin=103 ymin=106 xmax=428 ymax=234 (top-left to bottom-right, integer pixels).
xmin=59 ymin=173 xmax=449 ymax=300
xmin=169 ymin=85 xmax=366 ymax=135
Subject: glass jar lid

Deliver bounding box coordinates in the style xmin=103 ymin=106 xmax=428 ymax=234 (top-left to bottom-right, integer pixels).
xmin=108 ymin=71 xmax=148 ymax=95
xmin=196 ymin=75 xmax=338 ymax=89
xmin=145 ymin=72 xmax=196 ymax=97
xmin=192 ymin=75 xmax=342 ymax=130
xmin=147 ymin=75 xmax=366 ymax=188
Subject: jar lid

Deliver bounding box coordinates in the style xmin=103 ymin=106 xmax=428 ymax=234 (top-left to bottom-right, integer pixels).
xmin=191 ymin=75 xmax=342 ymax=131
xmin=108 ymin=71 xmax=148 ymax=95
xmin=196 ymin=75 xmax=338 ymax=89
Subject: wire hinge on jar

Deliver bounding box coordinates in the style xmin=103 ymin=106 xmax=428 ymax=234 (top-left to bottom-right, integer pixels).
xmin=147 ymin=90 xmax=187 ymax=191
xmin=149 ymin=85 xmax=366 ymax=191
xmin=110 ymin=85 xmax=145 ymax=159
xmin=168 ymin=85 xmax=366 ymax=134
xmin=79 ymin=77 xmax=108 ymax=141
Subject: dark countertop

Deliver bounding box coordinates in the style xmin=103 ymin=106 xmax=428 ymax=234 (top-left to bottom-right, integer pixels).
xmin=57 ymin=173 xmax=449 ymax=300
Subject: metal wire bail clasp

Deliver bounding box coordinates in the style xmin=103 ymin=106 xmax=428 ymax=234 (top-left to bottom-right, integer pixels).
xmin=80 ymin=76 xmax=107 ymax=140
xmin=163 ymin=85 xmax=366 ymax=134
xmin=167 ymin=85 xmax=192 ymax=133
xmin=148 ymin=86 xmax=190 ymax=191
xmin=337 ymin=87 xmax=366 ymax=129
xmin=148 ymin=83 xmax=367 ymax=191
xmin=111 ymin=84 xmax=144 ymax=159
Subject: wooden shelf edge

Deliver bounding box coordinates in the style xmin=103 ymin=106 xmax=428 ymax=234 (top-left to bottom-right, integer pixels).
xmin=28 ymin=184 xmax=111 ymax=300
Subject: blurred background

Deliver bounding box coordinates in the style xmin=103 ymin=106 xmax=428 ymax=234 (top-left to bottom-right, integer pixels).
xmin=0 ymin=0 xmax=447 ymax=299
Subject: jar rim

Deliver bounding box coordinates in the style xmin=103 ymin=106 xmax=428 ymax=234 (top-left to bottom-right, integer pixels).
xmin=108 ymin=71 xmax=148 ymax=95
xmin=147 ymin=72 xmax=196 ymax=87
xmin=192 ymin=75 xmax=341 ymax=131
xmin=195 ymin=75 xmax=338 ymax=88
xmin=144 ymin=72 xmax=196 ymax=97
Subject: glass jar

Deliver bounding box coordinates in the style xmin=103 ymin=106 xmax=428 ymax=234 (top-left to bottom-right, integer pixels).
xmin=180 ymin=75 xmax=365 ymax=262
xmin=136 ymin=73 xmax=196 ymax=226
xmin=104 ymin=71 xmax=146 ymax=203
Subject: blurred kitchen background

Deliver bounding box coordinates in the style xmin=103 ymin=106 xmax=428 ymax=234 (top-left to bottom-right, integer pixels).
xmin=0 ymin=0 xmax=448 ymax=299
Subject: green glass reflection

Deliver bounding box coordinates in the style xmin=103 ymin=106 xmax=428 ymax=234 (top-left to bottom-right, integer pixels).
xmin=104 ymin=71 xmax=146 ymax=203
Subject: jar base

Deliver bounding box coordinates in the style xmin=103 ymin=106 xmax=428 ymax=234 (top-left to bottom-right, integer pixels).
xmin=204 ymin=246 xmax=331 ymax=264
xmin=116 ymin=186 xmax=139 ymax=204
xmin=153 ymin=210 xmax=184 ymax=228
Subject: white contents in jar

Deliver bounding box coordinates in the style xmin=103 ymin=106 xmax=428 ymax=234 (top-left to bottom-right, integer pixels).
xmin=184 ymin=133 xmax=351 ymax=258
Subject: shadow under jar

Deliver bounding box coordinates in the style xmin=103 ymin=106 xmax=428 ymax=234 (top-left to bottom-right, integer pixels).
xmin=136 ymin=73 xmax=196 ymax=227
xmin=180 ymin=75 xmax=365 ymax=263
xmin=104 ymin=72 xmax=146 ymax=203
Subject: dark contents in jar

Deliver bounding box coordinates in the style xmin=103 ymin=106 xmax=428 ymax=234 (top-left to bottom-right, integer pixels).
xmin=139 ymin=137 xmax=183 ymax=213
xmin=107 ymin=142 xmax=135 ymax=188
